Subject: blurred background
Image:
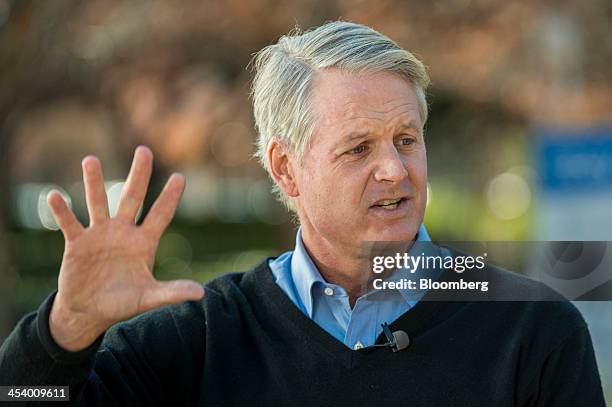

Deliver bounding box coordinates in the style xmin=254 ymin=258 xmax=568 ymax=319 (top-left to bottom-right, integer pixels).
xmin=0 ymin=0 xmax=610 ymax=401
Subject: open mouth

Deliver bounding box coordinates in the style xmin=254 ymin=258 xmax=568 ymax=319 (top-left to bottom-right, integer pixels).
xmin=373 ymin=198 xmax=404 ymax=210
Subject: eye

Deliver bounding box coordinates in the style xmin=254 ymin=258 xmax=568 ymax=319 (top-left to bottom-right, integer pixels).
xmin=349 ymin=145 xmax=367 ymax=155
xmin=399 ymin=137 xmax=415 ymax=146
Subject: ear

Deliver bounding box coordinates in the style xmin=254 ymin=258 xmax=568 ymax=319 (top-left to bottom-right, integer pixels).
xmin=267 ymin=139 xmax=299 ymax=198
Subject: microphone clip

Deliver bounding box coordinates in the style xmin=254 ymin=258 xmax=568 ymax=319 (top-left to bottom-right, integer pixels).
xmin=381 ymin=322 xmax=410 ymax=352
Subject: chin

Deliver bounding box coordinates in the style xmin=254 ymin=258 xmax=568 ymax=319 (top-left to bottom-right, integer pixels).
xmin=366 ymin=222 xmax=417 ymax=242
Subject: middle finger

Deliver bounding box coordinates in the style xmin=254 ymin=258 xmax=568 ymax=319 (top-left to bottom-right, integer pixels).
xmin=116 ymin=146 xmax=153 ymax=222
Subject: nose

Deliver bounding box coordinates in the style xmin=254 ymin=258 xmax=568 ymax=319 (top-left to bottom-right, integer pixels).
xmin=373 ymin=144 xmax=409 ymax=183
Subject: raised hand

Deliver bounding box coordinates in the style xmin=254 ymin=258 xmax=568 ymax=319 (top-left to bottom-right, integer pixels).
xmin=47 ymin=146 xmax=204 ymax=352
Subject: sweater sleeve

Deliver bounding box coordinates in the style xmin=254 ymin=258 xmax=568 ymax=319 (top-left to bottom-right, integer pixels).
xmin=0 ymin=291 xmax=206 ymax=406
xmin=526 ymin=325 xmax=606 ymax=407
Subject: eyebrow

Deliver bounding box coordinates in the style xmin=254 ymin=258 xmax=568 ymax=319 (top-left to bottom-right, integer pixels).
xmin=332 ymin=131 xmax=370 ymax=152
xmin=396 ymin=122 xmax=422 ymax=133
xmin=345 ymin=131 xmax=370 ymax=142
xmin=331 ymin=119 xmax=423 ymax=153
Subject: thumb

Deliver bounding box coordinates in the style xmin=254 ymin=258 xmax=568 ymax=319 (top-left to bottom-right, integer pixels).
xmin=140 ymin=280 xmax=205 ymax=312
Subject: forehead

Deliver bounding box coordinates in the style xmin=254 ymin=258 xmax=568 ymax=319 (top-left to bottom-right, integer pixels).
xmin=309 ymin=69 xmax=422 ymax=133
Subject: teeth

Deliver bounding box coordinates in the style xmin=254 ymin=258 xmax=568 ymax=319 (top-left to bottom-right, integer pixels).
xmin=377 ymin=198 xmax=401 ymax=209
xmin=379 ymin=199 xmax=400 ymax=206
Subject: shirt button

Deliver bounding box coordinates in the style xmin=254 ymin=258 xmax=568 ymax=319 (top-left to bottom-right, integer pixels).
xmin=354 ymin=341 xmax=364 ymax=350
xmin=323 ymin=287 xmax=334 ymax=296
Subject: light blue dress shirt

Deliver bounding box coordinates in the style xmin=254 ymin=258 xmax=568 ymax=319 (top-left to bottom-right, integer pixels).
xmin=268 ymin=224 xmax=434 ymax=350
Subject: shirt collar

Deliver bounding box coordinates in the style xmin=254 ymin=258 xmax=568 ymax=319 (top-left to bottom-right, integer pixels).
xmin=290 ymin=224 xmax=432 ymax=317
xmin=290 ymin=228 xmax=327 ymax=318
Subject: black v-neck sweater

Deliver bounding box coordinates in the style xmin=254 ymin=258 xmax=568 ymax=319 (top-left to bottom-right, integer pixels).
xmin=0 ymin=256 xmax=606 ymax=406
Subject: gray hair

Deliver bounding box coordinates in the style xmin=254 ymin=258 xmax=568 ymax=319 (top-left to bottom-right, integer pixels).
xmin=250 ymin=20 xmax=430 ymax=211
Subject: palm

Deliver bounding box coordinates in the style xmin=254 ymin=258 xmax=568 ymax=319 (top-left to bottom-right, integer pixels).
xmin=60 ymin=222 xmax=155 ymax=323
xmin=48 ymin=146 xmax=203 ymax=339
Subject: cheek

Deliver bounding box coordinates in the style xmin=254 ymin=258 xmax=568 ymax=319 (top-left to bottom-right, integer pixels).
xmin=408 ymin=152 xmax=428 ymax=187
xmin=298 ymin=163 xmax=335 ymax=211
xmin=334 ymin=167 xmax=371 ymax=207
xmin=302 ymin=167 xmax=364 ymax=224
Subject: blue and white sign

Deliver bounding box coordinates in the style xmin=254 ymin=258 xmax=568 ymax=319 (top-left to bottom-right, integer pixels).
xmin=534 ymin=126 xmax=612 ymax=240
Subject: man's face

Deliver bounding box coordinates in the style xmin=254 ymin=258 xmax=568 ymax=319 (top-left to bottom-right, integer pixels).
xmin=293 ymin=69 xmax=428 ymax=249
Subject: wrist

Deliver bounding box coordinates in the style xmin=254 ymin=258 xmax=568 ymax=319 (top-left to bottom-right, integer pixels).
xmin=49 ymin=297 xmax=104 ymax=352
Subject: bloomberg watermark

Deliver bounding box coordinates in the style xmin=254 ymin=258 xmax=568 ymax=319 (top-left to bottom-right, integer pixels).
xmin=363 ymin=241 xmax=612 ymax=301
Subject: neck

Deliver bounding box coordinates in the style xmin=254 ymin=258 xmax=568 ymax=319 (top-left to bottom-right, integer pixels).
xmin=300 ymin=227 xmax=375 ymax=307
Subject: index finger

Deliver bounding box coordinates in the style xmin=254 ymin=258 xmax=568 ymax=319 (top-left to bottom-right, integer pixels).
xmin=141 ymin=173 xmax=185 ymax=240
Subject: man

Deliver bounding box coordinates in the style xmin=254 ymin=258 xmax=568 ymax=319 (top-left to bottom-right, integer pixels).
xmin=0 ymin=21 xmax=605 ymax=406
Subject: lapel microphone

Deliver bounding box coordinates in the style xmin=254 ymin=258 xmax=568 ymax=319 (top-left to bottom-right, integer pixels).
xmin=363 ymin=323 xmax=410 ymax=352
